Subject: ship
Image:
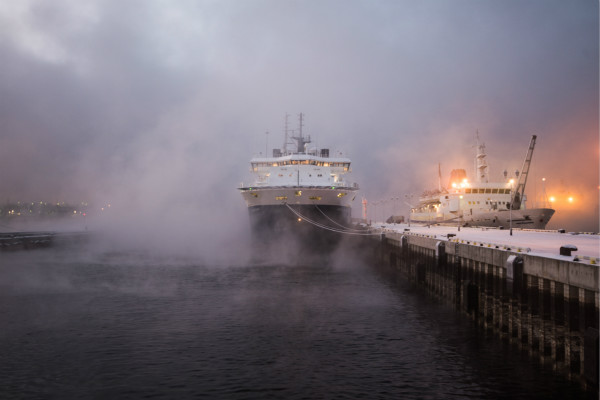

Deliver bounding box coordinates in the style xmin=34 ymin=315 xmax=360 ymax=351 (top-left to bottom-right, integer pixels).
xmin=238 ymin=114 xmax=360 ymax=252
xmin=409 ymin=134 xmax=555 ymax=230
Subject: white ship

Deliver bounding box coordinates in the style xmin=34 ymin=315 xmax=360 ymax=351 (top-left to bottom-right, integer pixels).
xmin=238 ymin=114 xmax=360 ymax=249
xmin=409 ymin=134 xmax=555 ymax=229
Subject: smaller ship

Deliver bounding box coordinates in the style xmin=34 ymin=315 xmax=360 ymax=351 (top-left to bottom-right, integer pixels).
xmin=238 ymin=114 xmax=360 ymax=251
xmin=409 ymin=134 xmax=555 ymax=229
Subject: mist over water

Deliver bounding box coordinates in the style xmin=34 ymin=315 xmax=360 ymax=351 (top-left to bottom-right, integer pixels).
xmin=0 ymin=242 xmax=594 ymax=399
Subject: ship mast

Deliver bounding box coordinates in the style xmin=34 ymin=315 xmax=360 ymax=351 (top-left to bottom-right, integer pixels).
xmin=475 ymin=130 xmax=489 ymax=183
xmin=291 ymin=112 xmax=311 ymax=154
xmin=281 ymin=113 xmax=294 ymax=156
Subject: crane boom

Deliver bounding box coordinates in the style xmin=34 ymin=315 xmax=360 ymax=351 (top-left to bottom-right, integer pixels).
xmin=511 ymin=135 xmax=537 ymax=210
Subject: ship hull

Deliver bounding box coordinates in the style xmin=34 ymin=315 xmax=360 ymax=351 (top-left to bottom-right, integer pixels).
xmin=410 ymin=208 xmax=555 ymax=229
xmin=247 ymin=203 xmax=353 ymax=254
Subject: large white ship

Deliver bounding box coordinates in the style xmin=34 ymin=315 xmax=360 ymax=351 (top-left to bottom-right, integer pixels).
xmin=409 ymin=134 xmax=555 ymax=229
xmin=239 ymin=114 xmax=360 ymax=250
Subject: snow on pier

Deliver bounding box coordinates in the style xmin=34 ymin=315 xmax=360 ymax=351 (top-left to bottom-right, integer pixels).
xmin=377 ymin=223 xmax=600 ymax=261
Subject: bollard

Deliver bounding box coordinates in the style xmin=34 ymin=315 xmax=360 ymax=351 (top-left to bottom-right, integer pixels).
xmin=559 ymin=244 xmax=578 ymax=256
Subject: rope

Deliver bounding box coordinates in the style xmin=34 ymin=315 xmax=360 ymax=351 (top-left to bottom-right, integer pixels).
xmin=314 ymin=204 xmax=373 ymax=233
xmin=285 ymin=203 xmax=380 ymax=236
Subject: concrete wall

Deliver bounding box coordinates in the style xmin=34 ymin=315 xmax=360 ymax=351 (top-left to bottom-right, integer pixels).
xmin=376 ymin=232 xmax=599 ymax=394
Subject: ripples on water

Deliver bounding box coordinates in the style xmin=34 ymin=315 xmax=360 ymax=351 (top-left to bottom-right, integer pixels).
xmin=0 ymin=247 xmax=594 ymax=399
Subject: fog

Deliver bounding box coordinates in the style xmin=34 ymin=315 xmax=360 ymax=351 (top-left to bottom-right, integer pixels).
xmin=0 ymin=0 xmax=597 ymax=261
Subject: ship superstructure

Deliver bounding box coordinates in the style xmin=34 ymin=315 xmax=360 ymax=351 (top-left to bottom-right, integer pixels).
xmin=410 ymin=134 xmax=555 ymax=229
xmin=239 ymin=114 xmax=359 ymax=249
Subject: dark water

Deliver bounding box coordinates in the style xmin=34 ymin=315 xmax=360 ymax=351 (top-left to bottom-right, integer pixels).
xmin=0 ymin=247 xmax=594 ymax=399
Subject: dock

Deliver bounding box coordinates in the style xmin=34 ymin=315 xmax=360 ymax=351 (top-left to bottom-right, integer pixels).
xmin=371 ymin=223 xmax=599 ymax=393
xmin=0 ymin=231 xmax=89 ymax=251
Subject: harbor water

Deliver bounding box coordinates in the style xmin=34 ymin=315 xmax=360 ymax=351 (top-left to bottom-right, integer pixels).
xmin=0 ymin=246 xmax=594 ymax=399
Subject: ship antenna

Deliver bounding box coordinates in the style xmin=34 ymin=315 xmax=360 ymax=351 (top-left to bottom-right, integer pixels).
xmin=438 ymin=163 xmax=442 ymax=191
xmin=283 ymin=113 xmax=289 ymax=155
xmin=265 ymin=130 xmax=269 ymax=158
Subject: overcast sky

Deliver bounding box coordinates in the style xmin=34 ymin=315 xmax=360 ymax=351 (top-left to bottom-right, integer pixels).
xmin=0 ymin=0 xmax=597 ymax=249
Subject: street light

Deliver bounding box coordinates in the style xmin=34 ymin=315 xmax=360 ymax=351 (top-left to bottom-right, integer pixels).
xmin=404 ymin=194 xmax=414 ymax=227
xmin=509 ymin=179 xmax=515 ymax=236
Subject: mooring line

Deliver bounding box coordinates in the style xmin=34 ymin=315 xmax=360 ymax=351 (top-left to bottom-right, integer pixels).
xmin=285 ymin=203 xmax=380 ymax=236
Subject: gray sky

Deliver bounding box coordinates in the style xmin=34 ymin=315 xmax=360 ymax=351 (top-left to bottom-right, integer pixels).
xmin=0 ymin=0 xmax=598 ymax=250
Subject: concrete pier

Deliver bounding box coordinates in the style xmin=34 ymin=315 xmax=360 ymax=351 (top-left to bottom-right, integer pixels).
xmin=374 ymin=226 xmax=599 ymax=393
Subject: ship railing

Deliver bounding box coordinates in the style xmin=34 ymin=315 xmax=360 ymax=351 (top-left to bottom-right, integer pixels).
xmin=238 ymin=182 xmax=360 ymax=189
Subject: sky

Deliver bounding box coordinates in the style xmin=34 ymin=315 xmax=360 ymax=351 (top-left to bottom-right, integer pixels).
xmin=0 ymin=0 xmax=598 ymax=256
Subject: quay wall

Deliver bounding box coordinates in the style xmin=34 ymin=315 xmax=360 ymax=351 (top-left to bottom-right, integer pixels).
xmin=374 ymin=231 xmax=599 ymax=393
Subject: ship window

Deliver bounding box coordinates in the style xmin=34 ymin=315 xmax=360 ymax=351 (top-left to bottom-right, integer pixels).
xmin=295 ymin=191 xmax=302 ymax=196
xmin=251 ymin=193 xmax=258 ymax=198
xmin=309 ymin=196 xmax=321 ymax=200
xmin=275 ymin=196 xmax=288 ymax=201
xmin=337 ymin=192 xmax=347 ymax=198
xmin=492 ymin=188 xmax=498 ymax=194
xmin=465 ymin=189 xmax=472 ymax=194
xmin=485 ymin=189 xmax=491 ymax=193
xmin=278 ymin=174 xmax=283 ymax=177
